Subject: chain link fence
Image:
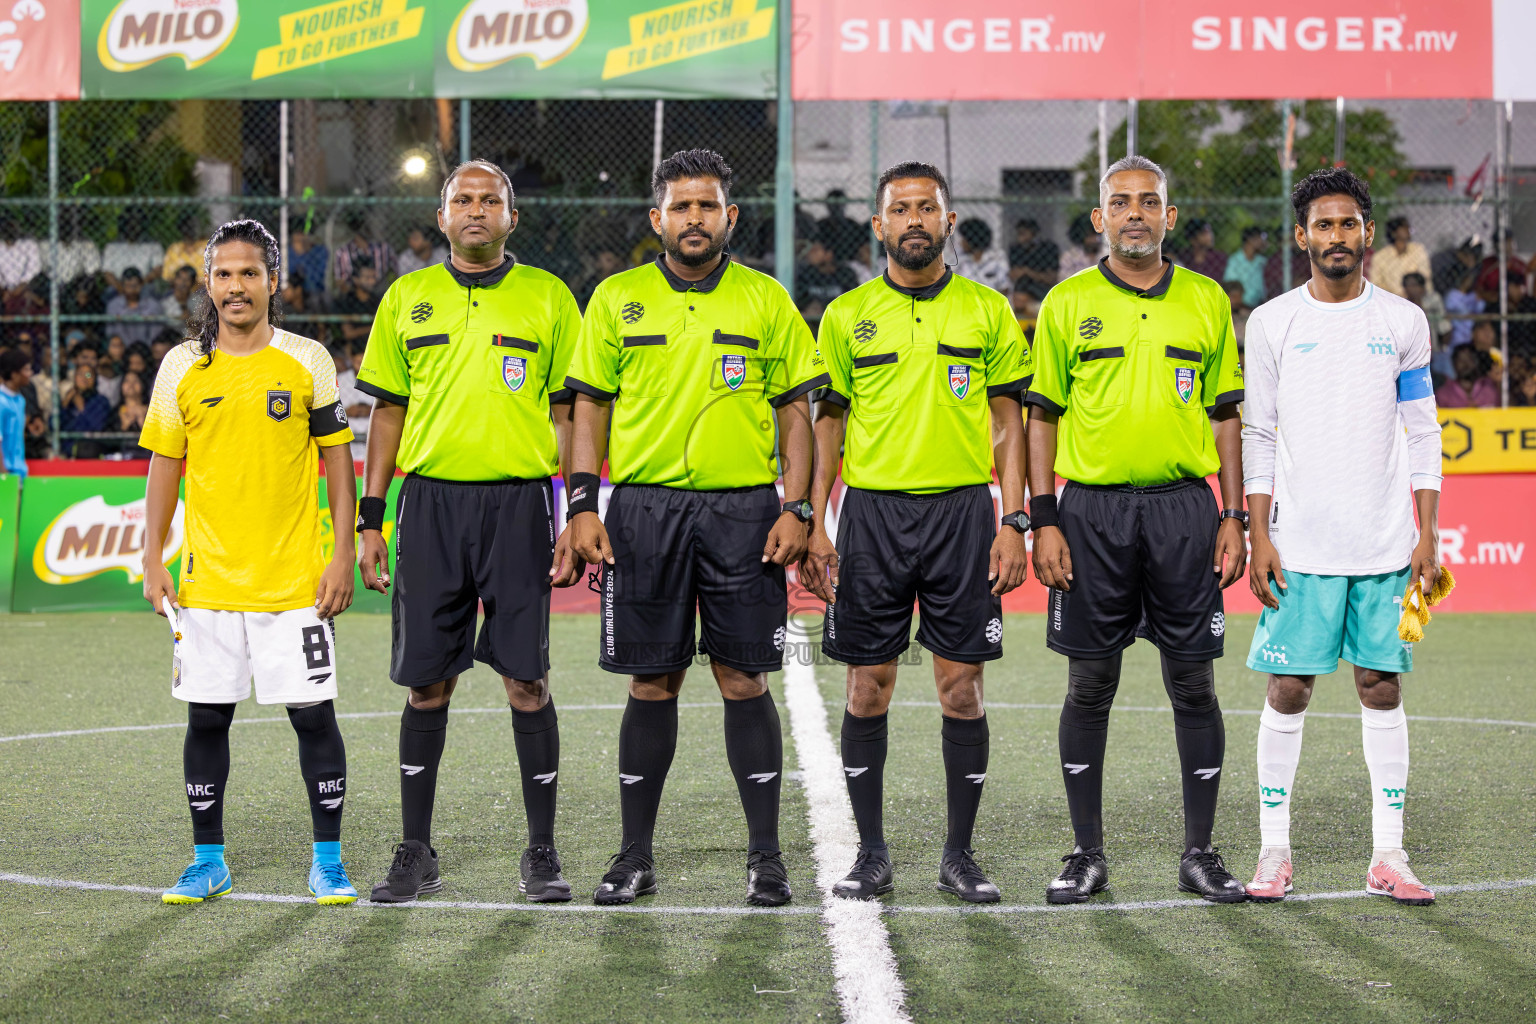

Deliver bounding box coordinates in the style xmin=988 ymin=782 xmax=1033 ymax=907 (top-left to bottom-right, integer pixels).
xmin=0 ymin=96 xmax=1531 ymax=461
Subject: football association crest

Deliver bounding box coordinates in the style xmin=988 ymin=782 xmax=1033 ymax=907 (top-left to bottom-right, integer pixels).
xmin=267 ymin=390 xmax=291 ymax=421
xmin=948 ymin=364 xmax=970 ymax=400
xmin=1175 ymin=366 xmax=1195 ymax=404
xmin=503 ymin=356 xmax=526 ymax=392
xmin=721 ymin=353 xmax=746 ymax=391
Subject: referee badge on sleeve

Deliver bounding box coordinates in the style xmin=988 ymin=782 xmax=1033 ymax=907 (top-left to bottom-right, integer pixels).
xmin=503 ymin=355 xmax=526 ymax=392
xmin=1175 ymin=366 xmax=1195 ymax=404
xmin=721 ymin=353 xmax=746 ymax=391
xmin=948 ymin=364 xmax=971 ymax=400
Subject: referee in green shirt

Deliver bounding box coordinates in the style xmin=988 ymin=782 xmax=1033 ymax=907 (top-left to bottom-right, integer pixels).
xmin=1026 ymin=156 xmax=1249 ymax=905
xmin=353 ymin=161 xmax=584 ymax=904
xmin=566 ymin=149 xmax=827 ymax=908
xmin=802 ymin=161 xmax=1032 ymax=904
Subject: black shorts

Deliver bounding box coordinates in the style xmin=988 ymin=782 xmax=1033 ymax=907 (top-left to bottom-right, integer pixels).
xmin=1046 ymin=478 xmax=1225 ymax=661
xmin=823 ymin=484 xmax=1003 ymax=666
xmin=600 ymin=484 xmax=787 ymax=675
xmin=391 ymin=474 xmax=554 ymax=686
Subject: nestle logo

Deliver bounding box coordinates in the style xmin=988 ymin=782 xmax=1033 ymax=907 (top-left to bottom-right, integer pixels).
xmin=853 ymin=319 xmax=877 ymax=341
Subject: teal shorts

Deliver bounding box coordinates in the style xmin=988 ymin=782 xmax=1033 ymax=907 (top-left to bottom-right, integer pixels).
xmin=1246 ymin=567 xmax=1414 ymax=676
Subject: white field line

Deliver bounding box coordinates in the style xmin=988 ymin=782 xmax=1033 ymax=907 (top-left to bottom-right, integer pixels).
xmin=781 ymin=631 xmax=912 ymax=1024
xmin=4 ymin=869 xmax=1533 ymax=917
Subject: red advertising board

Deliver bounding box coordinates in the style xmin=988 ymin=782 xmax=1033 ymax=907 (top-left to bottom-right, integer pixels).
xmin=792 ymin=0 xmax=1493 ymax=101
xmin=0 ymin=0 xmax=80 ymax=100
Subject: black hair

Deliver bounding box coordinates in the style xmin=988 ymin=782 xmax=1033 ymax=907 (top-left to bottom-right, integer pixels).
xmin=0 ymin=347 xmax=29 ymax=380
xmin=1185 ymin=218 xmax=1212 ymax=238
xmin=1015 ymin=217 xmax=1040 ymax=234
xmin=188 ymin=219 xmax=283 ymax=368
xmin=1401 ymin=272 xmax=1427 ymax=288
xmin=651 ymin=148 xmax=734 ymax=208
xmin=1240 ymin=225 xmax=1267 ymax=243
xmin=875 ymin=161 xmax=950 ymax=210
xmin=441 ymin=159 xmax=515 ymax=208
xmin=1385 ymin=216 xmax=1409 ymax=237
xmin=958 ymin=217 xmax=992 ymax=251
xmin=1291 ymin=167 xmax=1373 ymax=227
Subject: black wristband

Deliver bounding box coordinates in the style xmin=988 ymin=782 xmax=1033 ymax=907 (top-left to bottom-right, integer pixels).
xmin=356 ymin=496 xmax=387 ymax=534
xmin=1028 ymin=493 xmax=1060 ymax=531
xmin=566 ymin=472 xmax=601 ymax=520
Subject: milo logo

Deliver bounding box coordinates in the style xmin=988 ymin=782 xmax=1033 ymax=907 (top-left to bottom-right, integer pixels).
xmin=98 ymin=0 xmax=239 ymax=72
xmin=34 ymin=495 xmax=185 ymax=586
xmin=448 ymin=0 xmax=588 ymax=73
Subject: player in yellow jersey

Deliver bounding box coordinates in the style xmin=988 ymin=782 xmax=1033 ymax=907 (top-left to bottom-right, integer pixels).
xmin=139 ymin=220 xmax=361 ymax=906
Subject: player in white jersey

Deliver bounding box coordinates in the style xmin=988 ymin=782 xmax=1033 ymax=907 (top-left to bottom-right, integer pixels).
xmin=1240 ymin=168 xmax=1442 ymax=905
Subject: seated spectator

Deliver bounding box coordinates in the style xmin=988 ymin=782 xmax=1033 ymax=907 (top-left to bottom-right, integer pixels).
xmin=62 ymin=272 xmax=106 ymax=319
xmin=96 ymin=336 xmax=124 ymax=407
xmin=954 ymin=218 xmax=1010 ymax=293
xmin=289 ymin=222 xmax=330 ymax=295
xmin=334 ymin=218 xmax=393 ymax=287
xmin=336 ymin=344 xmax=372 ymax=460
xmin=1433 ymin=236 xmax=1482 ymax=298
xmin=332 ymin=259 xmax=381 ymax=346
xmin=795 ymin=238 xmax=860 ymax=324
xmin=149 ymin=329 xmax=178 ymax=375
xmin=1178 ymin=219 xmax=1228 ymax=283
xmin=101 ymin=212 xmax=164 ymax=293
xmin=0 ymin=346 xmax=31 ymax=478
xmin=59 ymin=363 xmax=112 ymax=457
xmin=0 ymin=218 xmax=42 ymax=301
xmin=573 ymin=247 xmax=627 ymax=310
xmin=50 ymin=232 xmax=101 ymax=284
xmin=1401 ymin=273 xmax=1449 ymax=343
xmin=3 ymin=272 xmax=48 ymax=319
xmin=282 ymin=274 xmax=313 ymax=316
xmin=114 ymin=369 xmax=151 ymax=457
xmin=1226 ymin=226 xmax=1269 ymax=308
xmin=1437 ymin=344 xmax=1500 ymax=408
xmin=818 ymin=189 xmax=867 ymax=263
xmin=124 ymin=343 xmax=151 ymax=380
xmin=1444 ymin=268 xmax=1483 ymax=350
xmin=1059 ymin=213 xmax=1103 ymax=278
xmin=1008 ymin=218 xmax=1059 ymax=300
xmin=161 ymin=264 xmax=200 ymax=323
xmin=848 ymin=240 xmax=877 ymax=286
xmin=1511 ymin=356 xmax=1536 ymax=407
xmin=1477 ymin=228 xmax=1527 ymax=295
xmin=1223 ymin=280 xmax=1250 ymax=346
xmin=104 ymin=268 xmax=162 ymax=348
xmin=1368 ymin=217 xmax=1432 ymax=298
xmin=1507 ymin=272 xmax=1536 ymax=362
xmin=395 ymin=226 xmax=447 ymax=277
xmin=160 ymin=213 xmax=207 ymax=287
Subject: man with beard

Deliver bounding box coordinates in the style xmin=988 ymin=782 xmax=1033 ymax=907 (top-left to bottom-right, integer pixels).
xmin=1026 ymin=155 xmax=1249 ymax=904
xmin=1242 ymin=168 xmax=1442 ymax=905
xmin=801 ymin=161 xmax=1032 ymax=903
xmin=565 ymin=149 xmax=826 ymax=907
xmin=356 ymin=160 xmax=585 ymax=904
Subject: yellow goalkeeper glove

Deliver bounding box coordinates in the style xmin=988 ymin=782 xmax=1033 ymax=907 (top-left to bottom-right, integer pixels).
xmin=1397 ymin=566 xmax=1456 ymax=643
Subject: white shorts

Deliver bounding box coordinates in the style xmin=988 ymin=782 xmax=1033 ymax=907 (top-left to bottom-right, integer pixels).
xmin=172 ymin=607 xmax=340 ymax=706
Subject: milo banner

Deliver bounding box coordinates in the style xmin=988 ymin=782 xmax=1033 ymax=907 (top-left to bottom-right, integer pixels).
xmin=12 ymin=472 xmax=402 ymax=614
xmin=81 ymin=0 xmax=777 ymax=99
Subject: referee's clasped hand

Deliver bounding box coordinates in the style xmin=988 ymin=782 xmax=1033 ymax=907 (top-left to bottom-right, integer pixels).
xmin=569 ymin=510 xmax=615 ymax=567
xmin=548 ymin=525 xmax=588 ymax=588
xmin=1213 ymin=518 xmax=1248 ymax=591
xmin=357 ymin=530 xmax=391 ymax=594
xmin=800 ymin=527 xmax=839 ymax=605
xmin=1032 ymin=526 xmax=1073 ymax=592
xmin=989 ymin=529 xmax=1029 ymax=596
xmin=762 ymin=513 xmax=809 ymax=568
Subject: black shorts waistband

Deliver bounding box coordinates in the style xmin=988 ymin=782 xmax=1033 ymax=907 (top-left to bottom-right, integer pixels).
xmin=407 ymin=473 xmax=551 ymax=488
xmin=846 ymin=483 xmax=990 ymax=502
xmin=614 ymin=482 xmax=776 ymax=496
xmin=1066 ymin=477 xmax=1203 ymax=495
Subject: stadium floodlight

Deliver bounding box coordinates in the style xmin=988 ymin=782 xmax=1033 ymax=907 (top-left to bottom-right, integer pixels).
xmin=402 ymin=153 xmax=428 ymax=178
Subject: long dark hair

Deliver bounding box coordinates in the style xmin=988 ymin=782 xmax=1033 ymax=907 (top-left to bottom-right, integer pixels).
xmin=187 ymin=219 xmax=284 ymax=368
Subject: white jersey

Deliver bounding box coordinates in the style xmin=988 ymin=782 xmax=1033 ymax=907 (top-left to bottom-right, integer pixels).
xmin=1241 ymin=282 xmax=1441 ymax=576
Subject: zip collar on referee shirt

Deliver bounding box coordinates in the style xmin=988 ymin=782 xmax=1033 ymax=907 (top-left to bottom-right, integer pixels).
xmin=654 ymin=250 xmax=732 ymax=293
xmin=881 ymin=267 xmax=953 ymax=300
xmin=442 ymin=253 xmax=516 ymax=289
xmin=1096 ymin=255 xmax=1174 ymax=297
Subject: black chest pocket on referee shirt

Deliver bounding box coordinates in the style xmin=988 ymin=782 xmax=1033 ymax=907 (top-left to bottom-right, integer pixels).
xmin=1071 ymin=346 xmax=1128 ymax=409
xmin=619 ymin=333 xmax=671 ymax=398
xmin=405 ymin=333 xmax=451 ymax=398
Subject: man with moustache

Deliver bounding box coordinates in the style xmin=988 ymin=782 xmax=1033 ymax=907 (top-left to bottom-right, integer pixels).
xmin=565 ymin=149 xmax=827 ymax=907
xmin=356 ymin=160 xmax=585 ymax=904
xmin=801 ymin=161 xmax=1032 ymax=903
xmin=1026 ymin=155 xmax=1250 ymax=904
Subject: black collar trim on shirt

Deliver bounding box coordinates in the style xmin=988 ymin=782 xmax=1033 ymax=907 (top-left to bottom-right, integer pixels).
xmin=881 ymin=267 xmax=953 ymax=300
xmin=443 ymin=253 xmax=516 ymax=289
xmin=1096 ymin=256 xmax=1175 ymax=297
xmin=655 ymin=251 xmax=732 ymax=293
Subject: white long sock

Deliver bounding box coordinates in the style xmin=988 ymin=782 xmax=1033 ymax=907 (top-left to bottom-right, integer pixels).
xmin=1361 ymin=703 xmax=1409 ymax=850
xmin=1257 ymin=702 xmax=1306 ymax=848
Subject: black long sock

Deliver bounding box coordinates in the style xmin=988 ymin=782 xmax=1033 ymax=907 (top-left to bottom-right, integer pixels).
xmin=399 ymin=702 xmax=449 ymax=846
xmin=184 ymin=702 xmax=235 ymax=845
xmin=1162 ymin=656 xmax=1225 ymax=851
xmin=840 ymin=710 xmax=888 ymax=851
xmin=287 ymin=701 xmax=347 ymax=843
xmin=1060 ymin=655 xmax=1120 ymax=851
xmin=511 ymin=700 xmax=559 ymax=847
xmin=942 ymin=714 xmax=989 ymax=851
xmin=723 ymin=691 xmax=783 ymax=853
xmin=618 ymin=695 xmax=678 ymax=859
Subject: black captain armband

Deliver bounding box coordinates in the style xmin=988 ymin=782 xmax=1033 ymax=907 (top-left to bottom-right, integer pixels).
xmin=566 ymin=472 xmax=601 ymax=519
xmin=356 ymin=497 xmax=387 ymax=534
xmin=1028 ymin=494 xmax=1060 ymax=531
xmin=310 ymin=400 xmax=348 ymax=437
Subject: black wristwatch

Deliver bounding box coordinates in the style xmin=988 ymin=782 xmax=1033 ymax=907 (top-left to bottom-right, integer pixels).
xmin=1219 ymin=509 xmax=1249 ymax=530
xmin=781 ymin=499 xmax=814 ymax=523
xmin=1000 ymin=510 xmax=1030 ymax=534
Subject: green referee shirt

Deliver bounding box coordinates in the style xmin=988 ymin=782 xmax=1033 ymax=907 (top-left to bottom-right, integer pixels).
xmin=818 ymin=270 xmax=1032 ymax=493
xmin=355 ymin=257 xmax=581 ymax=481
xmin=565 ymin=254 xmax=828 ymax=490
xmin=1025 ymin=258 xmax=1243 ymax=487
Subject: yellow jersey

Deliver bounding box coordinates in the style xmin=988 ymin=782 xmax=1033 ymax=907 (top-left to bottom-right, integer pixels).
xmin=140 ymin=331 xmax=353 ymax=612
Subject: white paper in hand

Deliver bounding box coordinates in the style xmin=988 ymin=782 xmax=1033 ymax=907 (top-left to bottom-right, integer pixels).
xmin=161 ymin=596 xmax=182 ymax=643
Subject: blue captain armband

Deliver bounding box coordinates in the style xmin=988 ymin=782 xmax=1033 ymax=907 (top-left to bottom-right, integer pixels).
xmin=1397 ymin=366 xmax=1433 ymax=402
